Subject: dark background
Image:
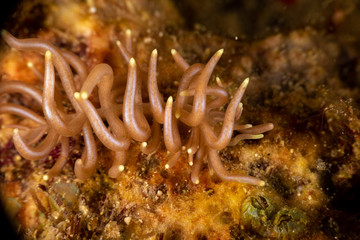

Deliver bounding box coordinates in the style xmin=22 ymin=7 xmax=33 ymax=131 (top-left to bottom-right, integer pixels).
xmin=0 ymin=1 xmax=19 ymax=29
xmin=0 ymin=1 xmax=22 ymax=239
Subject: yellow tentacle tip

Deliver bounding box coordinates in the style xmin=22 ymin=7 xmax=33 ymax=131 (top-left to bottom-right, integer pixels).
xmin=45 ymin=50 xmax=52 ymax=60
xmin=187 ymin=148 xmax=192 ymax=154
xmin=1 ymin=29 xmax=7 ymax=37
xmin=43 ymin=175 xmax=49 ymax=181
xmin=175 ymin=112 xmax=181 ymax=119
xmin=27 ymin=62 xmax=34 ymax=68
xmin=129 ymin=58 xmax=136 ymax=66
xmin=116 ymin=40 xmax=121 ymax=47
xmin=125 ymin=29 xmax=132 ymax=36
xmin=170 ymin=49 xmax=177 ymax=56
xmin=165 ymin=164 xmax=170 ymax=169
xmin=80 ymin=91 xmax=89 ymax=100
xmin=189 ymin=161 xmax=193 ymax=166
xmin=216 ymin=77 xmax=223 ymax=87
xmin=152 ymin=49 xmax=158 ymax=57
xmin=75 ymin=158 xmax=83 ymax=166
xmin=243 ymin=77 xmax=250 ymax=87
xmin=74 ymin=92 xmax=80 ymax=99
xmin=194 ymin=179 xmax=200 ymax=184
xmin=236 ymin=103 xmax=243 ymax=111
xmin=217 ymin=49 xmax=224 ymax=56
xmin=141 ymin=142 xmax=147 ymax=148
xmin=258 ymin=181 xmax=266 ymax=187
xmin=13 ymin=128 xmax=19 ymax=134
xmin=118 ymin=165 xmax=125 ymax=172
xmin=167 ymin=96 xmax=173 ymax=104
xmin=252 ymin=134 xmax=264 ymax=139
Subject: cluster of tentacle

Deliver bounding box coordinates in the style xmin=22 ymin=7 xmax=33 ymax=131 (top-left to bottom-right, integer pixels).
xmin=0 ymin=30 xmax=273 ymax=185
